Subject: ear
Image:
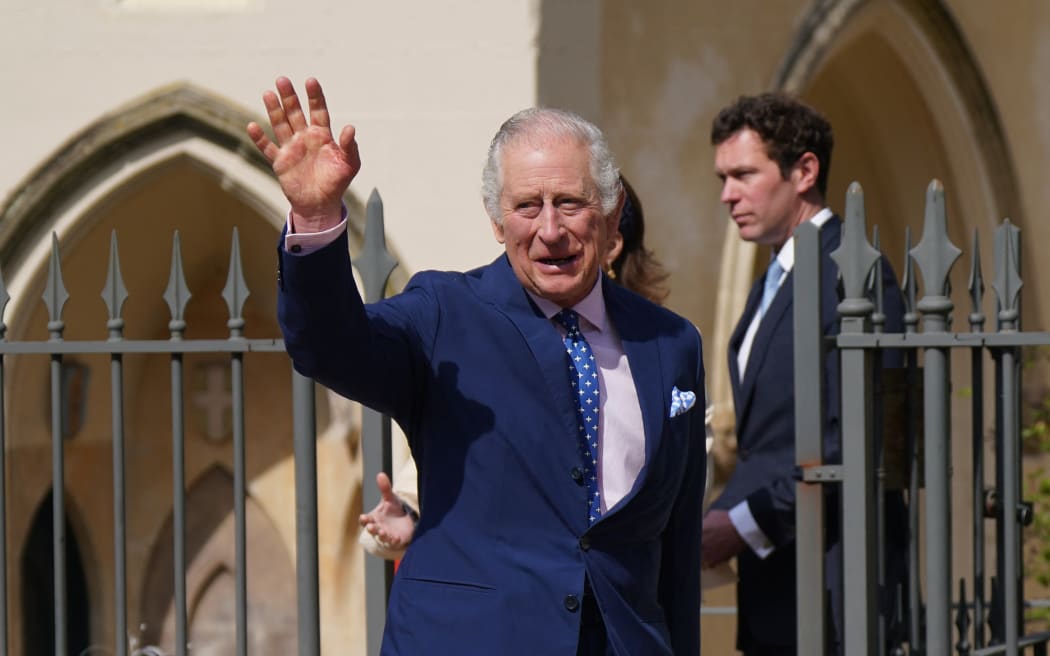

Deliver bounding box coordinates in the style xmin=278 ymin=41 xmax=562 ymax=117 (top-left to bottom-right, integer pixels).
xmin=491 ymin=218 xmax=506 ymax=244
xmin=605 ymin=230 xmax=624 ymax=269
xmin=793 ymin=151 xmax=820 ymax=196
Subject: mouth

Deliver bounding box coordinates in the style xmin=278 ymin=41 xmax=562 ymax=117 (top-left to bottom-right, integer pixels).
xmin=538 ymin=254 xmax=579 ymax=267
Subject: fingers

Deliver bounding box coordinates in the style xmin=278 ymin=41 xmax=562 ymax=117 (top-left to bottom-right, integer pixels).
xmin=257 ymin=76 xmax=333 ymax=148
xmin=275 ymin=76 xmax=309 ymax=134
xmin=246 ymin=122 xmax=279 ymax=163
xmin=262 ymin=88 xmax=293 ymax=146
xmin=338 ymin=124 xmax=361 ymax=171
xmin=305 ymin=77 xmax=331 ymax=129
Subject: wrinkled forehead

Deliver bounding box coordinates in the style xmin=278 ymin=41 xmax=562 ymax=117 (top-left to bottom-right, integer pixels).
xmin=499 ymin=136 xmax=597 ymax=188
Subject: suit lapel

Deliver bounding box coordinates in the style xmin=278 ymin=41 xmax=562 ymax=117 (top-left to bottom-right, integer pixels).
xmin=475 ymin=255 xmax=585 ymax=529
xmin=728 ymin=277 xmax=763 ymax=418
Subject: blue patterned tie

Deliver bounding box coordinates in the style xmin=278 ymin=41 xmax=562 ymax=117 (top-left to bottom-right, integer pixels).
xmin=555 ymin=309 xmax=602 ymax=525
xmin=757 ymin=258 xmax=785 ymax=320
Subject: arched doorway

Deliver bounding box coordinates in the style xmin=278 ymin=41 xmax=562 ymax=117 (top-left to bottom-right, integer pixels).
xmin=20 ymin=490 xmax=90 ymax=656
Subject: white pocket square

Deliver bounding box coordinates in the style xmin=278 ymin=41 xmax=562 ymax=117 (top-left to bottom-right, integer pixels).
xmin=669 ymin=386 xmax=697 ymax=418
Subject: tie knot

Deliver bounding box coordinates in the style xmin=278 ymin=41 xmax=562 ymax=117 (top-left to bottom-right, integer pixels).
xmin=556 ymin=309 xmax=581 ymax=334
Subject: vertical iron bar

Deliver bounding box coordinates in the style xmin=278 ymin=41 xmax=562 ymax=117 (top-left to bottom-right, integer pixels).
xmin=868 ymin=236 xmax=888 ymax=653
xmin=971 ymin=344 xmax=985 ymax=650
xmin=292 ymin=370 xmax=320 ymax=655
xmin=902 ymin=226 xmax=923 ymax=653
xmin=171 ymin=352 xmax=187 ymax=656
xmin=105 ymin=230 xmax=129 ymax=656
xmin=355 ymin=189 xmax=399 ymax=655
xmin=0 ymin=356 xmax=5 ymax=656
xmin=362 ymin=407 xmax=394 ymax=655
xmin=51 ymin=354 xmax=66 ymax=656
xmin=968 ymin=229 xmax=986 ymax=650
xmin=830 ymin=184 xmax=882 ymax=655
xmin=163 ymin=231 xmax=191 ymax=656
xmin=233 ymin=352 xmax=247 ymax=656
xmin=224 ymin=228 xmax=250 ymax=656
xmin=911 ymin=181 xmax=961 ymax=654
xmin=112 ymin=354 xmax=127 ymax=656
xmin=44 ymin=234 xmax=69 ymax=656
xmin=0 ymin=264 xmax=9 ymax=656
xmin=794 ymin=221 xmax=826 ymax=656
xmin=991 ymin=219 xmax=1022 ymax=652
xmin=923 ymin=334 xmax=952 ymax=655
xmin=999 ymin=346 xmax=1019 ymax=653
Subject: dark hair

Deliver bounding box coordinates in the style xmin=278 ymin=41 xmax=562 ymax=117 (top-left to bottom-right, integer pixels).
xmin=612 ymin=177 xmax=669 ymax=305
xmin=710 ymin=92 xmax=833 ymax=197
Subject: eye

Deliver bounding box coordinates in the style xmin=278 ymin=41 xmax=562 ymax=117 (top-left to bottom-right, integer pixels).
xmin=515 ymin=201 xmax=541 ymax=218
xmin=557 ymin=198 xmax=585 ymax=214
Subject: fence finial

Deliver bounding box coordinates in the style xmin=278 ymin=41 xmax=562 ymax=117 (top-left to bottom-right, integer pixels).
xmin=830 ymin=182 xmax=879 ymax=323
xmin=163 ymin=231 xmax=191 ymax=338
xmin=968 ymin=228 xmax=985 ymax=331
xmin=103 ymin=230 xmax=129 ymax=340
xmin=910 ymin=180 xmax=960 ymax=331
xmin=354 ymin=189 xmax=398 ymax=304
xmin=992 ymin=219 xmax=1021 ymax=330
xmin=222 ymin=227 xmax=250 ymax=338
xmin=43 ymin=232 xmax=69 ymax=340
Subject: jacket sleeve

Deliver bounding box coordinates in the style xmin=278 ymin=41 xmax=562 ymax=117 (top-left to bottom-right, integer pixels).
xmin=277 ymin=228 xmax=438 ymax=430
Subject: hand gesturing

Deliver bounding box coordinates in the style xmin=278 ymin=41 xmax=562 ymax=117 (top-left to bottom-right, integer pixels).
xmin=247 ymin=77 xmax=361 ymax=232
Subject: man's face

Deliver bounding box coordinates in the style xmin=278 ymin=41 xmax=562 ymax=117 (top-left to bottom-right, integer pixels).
xmin=714 ymin=128 xmax=803 ymax=248
xmin=492 ymin=137 xmax=618 ymax=308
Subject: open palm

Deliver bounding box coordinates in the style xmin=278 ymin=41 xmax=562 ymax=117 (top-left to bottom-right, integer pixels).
xmin=247 ymin=77 xmax=361 ymax=231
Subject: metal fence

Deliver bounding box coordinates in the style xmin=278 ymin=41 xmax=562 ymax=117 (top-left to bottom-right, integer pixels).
xmin=0 ymin=190 xmax=400 ymax=656
xmin=794 ymin=180 xmax=1050 ymax=655
xmin=12 ymin=177 xmax=1050 ymax=656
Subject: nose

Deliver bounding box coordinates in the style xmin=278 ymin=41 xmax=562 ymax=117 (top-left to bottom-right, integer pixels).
xmin=537 ymin=202 xmax=564 ymax=242
xmin=719 ymin=179 xmax=738 ymax=205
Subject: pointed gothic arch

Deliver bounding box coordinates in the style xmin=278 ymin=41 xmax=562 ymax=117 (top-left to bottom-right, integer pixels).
xmin=19 ymin=489 xmax=95 ymax=656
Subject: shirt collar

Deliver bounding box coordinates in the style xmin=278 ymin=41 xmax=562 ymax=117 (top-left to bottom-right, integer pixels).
xmin=775 ymin=207 xmax=833 ymax=273
xmin=527 ymin=275 xmax=608 ymax=333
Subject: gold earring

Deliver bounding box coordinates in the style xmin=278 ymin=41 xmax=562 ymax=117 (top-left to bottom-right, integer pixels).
xmin=606 ymin=267 xmax=616 ymax=280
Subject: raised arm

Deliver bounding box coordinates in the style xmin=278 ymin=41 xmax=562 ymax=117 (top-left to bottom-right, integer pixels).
xmin=246 ymin=76 xmax=361 ymax=232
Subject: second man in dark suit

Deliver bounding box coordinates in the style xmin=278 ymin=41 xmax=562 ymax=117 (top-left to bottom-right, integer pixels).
xmin=702 ymin=93 xmax=906 ymax=655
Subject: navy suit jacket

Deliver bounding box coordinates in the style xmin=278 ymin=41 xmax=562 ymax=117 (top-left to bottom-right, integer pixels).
xmin=712 ymin=217 xmax=906 ymax=650
xmin=277 ymin=230 xmax=707 ymax=655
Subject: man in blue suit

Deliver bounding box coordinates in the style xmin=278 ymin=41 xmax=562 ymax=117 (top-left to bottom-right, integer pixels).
xmin=701 ymin=94 xmax=906 ymax=655
xmin=247 ymin=77 xmax=707 ymax=655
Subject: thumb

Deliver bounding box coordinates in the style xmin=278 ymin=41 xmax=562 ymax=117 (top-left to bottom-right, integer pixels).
xmin=376 ymin=472 xmax=397 ymax=503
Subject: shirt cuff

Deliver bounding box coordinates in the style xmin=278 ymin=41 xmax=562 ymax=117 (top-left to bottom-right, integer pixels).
xmin=729 ymin=500 xmax=775 ymax=559
xmin=283 ymin=206 xmax=348 ymax=255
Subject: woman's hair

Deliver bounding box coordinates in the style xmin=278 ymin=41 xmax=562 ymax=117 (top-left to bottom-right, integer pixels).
xmin=612 ymin=177 xmax=669 ymax=305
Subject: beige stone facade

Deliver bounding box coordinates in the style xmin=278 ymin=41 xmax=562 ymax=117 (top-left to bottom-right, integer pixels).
xmin=2 ymin=0 xmax=1049 ymax=653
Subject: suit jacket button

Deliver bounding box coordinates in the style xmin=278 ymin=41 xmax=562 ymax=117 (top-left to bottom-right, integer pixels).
xmin=579 ymin=537 xmax=590 ymax=551
xmin=571 ymin=467 xmax=584 ymax=485
xmin=739 ymin=448 xmax=750 ymax=460
xmin=564 ymin=594 xmax=580 ymax=612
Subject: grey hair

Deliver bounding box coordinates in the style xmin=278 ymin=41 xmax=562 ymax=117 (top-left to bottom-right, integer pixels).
xmin=481 ymin=107 xmax=622 ymax=224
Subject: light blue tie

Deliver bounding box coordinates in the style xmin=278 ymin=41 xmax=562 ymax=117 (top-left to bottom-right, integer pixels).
xmin=757 ymin=258 xmax=785 ymax=320
xmin=555 ymin=309 xmax=602 ymax=525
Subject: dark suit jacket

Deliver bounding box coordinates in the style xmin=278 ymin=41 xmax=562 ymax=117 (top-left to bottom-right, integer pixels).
xmin=277 ymin=230 xmax=707 ymax=655
xmin=712 ymin=217 xmax=906 ymax=651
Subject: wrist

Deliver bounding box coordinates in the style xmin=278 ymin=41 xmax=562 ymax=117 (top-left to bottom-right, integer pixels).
xmin=290 ymin=205 xmax=344 ymax=233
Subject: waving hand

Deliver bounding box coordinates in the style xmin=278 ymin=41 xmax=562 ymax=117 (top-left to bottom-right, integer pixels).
xmin=247 ymin=77 xmax=361 ymax=232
